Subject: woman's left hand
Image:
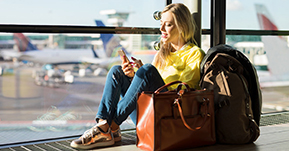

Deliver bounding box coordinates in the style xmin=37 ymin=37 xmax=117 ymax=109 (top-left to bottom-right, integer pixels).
xmin=121 ymin=61 xmax=135 ymax=78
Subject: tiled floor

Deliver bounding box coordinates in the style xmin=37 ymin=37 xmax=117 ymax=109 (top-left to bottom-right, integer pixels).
xmin=1 ymin=113 xmax=289 ymax=151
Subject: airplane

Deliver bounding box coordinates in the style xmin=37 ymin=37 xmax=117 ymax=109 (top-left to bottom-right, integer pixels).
xmin=0 ymin=33 xmax=101 ymax=67
xmin=0 ymin=20 xmax=156 ymax=72
xmin=14 ymin=33 xmax=99 ymax=64
xmin=80 ymin=20 xmax=156 ymax=69
xmin=255 ymin=4 xmax=289 ymax=87
xmin=0 ymin=25 xmax=120 ymax=72
xmin=78 ymin=20 xmax=127 ymax=69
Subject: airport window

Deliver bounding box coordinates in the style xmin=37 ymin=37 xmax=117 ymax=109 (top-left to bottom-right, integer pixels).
xmin=0 ymin=32 xmax=161 ymax=145
xmin=0 ymin=0 xmax=168 ymax=146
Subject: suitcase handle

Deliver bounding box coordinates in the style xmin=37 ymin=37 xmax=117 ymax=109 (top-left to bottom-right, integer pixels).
xmin=175 ymin=98 xmax=209 ymax=131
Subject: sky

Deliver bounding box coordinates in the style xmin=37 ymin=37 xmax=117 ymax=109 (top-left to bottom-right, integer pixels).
xmin=223 ymin=0 xmax=289 ymax=30
xmin=0 ymin=0 xmax=288 ymax=31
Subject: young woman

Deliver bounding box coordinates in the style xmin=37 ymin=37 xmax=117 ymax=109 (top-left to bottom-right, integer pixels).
xmin=71 ymin=3 xmax=205 ymax=149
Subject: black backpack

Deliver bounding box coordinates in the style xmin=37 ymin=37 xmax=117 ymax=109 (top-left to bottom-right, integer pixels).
xmin=199 ymin=44 xmax=262 ymax=144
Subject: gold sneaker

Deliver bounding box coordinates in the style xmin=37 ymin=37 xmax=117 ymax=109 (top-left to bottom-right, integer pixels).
xmin=112 ymin=128 xmax=122 ymax=142
xmin=70 ymin=125 xmax=114 ymax=149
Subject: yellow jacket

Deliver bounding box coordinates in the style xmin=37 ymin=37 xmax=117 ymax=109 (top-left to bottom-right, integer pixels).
xmin=153 ymin=42 xmax=205 ymax=90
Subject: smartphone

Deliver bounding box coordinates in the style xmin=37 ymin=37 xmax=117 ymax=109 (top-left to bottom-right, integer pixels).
xmin=118 ymin=49 xmax=129 ymax=63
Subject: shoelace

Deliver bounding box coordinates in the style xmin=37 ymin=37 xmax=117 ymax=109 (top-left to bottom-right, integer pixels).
xmin=82 ymin=126 xmax=98 ymax=144
xmin=81 ymin=121 xmax=108 ymax=143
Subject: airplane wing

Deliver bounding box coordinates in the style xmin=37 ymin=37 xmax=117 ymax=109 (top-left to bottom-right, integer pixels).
xmin=9 ymin=21 xmax=155 ymax=71
xmin=79 ymin=56 xmax=122 ymax=68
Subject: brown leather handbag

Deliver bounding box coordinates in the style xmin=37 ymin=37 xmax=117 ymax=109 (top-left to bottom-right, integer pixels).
xmin=136 ymin=81 xmax=216 ymax=151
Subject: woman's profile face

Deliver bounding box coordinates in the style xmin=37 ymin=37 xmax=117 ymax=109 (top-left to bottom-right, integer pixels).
xmin=160 ymin=11 xmax=180 ymax=45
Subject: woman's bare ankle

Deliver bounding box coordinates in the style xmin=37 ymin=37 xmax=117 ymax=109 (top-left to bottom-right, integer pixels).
xmin=97 ymin=119 xmax=110 ymax=132
xmin=111 ymin=120 xmax=119 ymax=131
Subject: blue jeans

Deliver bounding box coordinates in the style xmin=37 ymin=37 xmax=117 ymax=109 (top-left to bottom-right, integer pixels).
xmin=95 ymin=64 xmax=167 ymax=126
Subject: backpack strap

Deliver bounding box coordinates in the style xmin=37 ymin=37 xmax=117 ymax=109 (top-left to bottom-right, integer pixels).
xmin=238 ymin=73 xmax=260 ymax=143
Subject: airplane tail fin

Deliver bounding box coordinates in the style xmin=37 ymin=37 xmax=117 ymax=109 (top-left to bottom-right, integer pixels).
xmin=13 ymin=33 xmax=38 ymax=52
xmin=94 ymin=20 xmax=129 ymax=58
xmin=255 ymin=4 xmax=278 ymax=30
xmin=255 ymin=4 xmax=289 ymax=77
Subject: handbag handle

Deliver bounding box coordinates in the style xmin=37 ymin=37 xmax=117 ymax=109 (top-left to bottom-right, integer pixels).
xmin=154 ymin=81 xmax=190 ymax=94
xmin=175 ymin=98 xmax=209 ymax=131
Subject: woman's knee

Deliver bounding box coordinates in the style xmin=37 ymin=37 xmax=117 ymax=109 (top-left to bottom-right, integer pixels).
xmin=139 ymin=64 xmax=157 ymax=72
xmin=136 ymin=64 xmax=158 ymax=77
xmin=108 ymin=65 xmax=122 ymax=75
xmin=110 ymin=65 xmax=122 ymax=72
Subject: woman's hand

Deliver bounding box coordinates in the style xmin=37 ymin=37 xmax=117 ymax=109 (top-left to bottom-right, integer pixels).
xmin=131 ymin=57 xmax=143 ymax=69
xmin=121 ymin=61 xmax=135 ymax=78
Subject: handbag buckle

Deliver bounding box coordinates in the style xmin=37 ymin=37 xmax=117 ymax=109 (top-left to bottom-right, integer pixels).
xmin=177 ymin=89 xmax=185 ymax=96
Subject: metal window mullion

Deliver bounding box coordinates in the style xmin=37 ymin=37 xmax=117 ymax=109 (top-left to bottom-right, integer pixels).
xmin=210 ymin=0 xmax=226 ymax=47
xmin=1 ymin=24 xmax=289 ymax=36
xmin=0 ymin=24 xmax=161 ymax=34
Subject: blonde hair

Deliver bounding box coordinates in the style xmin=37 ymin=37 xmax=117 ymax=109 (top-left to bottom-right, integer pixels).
xmin=154 ymin=3 xmax=197 ymax=69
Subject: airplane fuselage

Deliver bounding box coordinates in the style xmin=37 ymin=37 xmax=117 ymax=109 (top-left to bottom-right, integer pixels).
xmin=19 ymin=49 xmax=95 ymax=64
